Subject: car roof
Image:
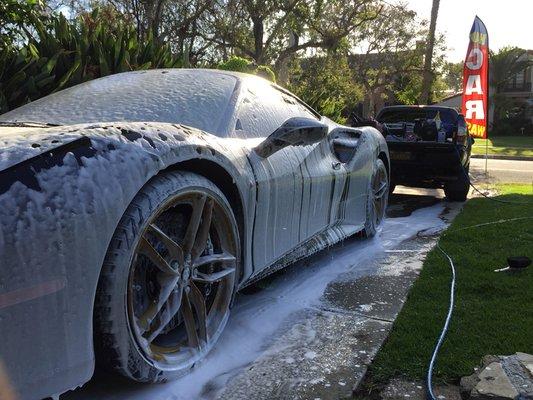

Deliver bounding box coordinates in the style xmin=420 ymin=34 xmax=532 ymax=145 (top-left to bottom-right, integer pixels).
xmin=78 ymin=67 xmax=249 ymax=80
xmin=128 ymin=69 xmax=319 ymax=115
xmin=97 ymin=68 xmax=275 ymax=89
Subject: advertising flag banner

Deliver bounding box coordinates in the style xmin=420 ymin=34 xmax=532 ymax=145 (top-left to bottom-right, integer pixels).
xmin=462 ymin=16 xmax=489 ymax=139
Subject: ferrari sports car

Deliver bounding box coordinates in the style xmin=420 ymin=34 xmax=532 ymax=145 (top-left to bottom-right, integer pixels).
xmin=0 ymin=69 xmax=389 ymax=399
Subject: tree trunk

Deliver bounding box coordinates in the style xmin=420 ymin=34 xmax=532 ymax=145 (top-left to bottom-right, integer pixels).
xmin=152 ymin=0 xmax=165 ymax=41
xmin=419 ymin=0 xmax=440 ymax=104
xmin=366 ymin=84 xmax=376 ymax=118
xmin=252 ymin=16 xmax=264 ymax=64
xmin=275 ymin=31 xmax=298 ymax=85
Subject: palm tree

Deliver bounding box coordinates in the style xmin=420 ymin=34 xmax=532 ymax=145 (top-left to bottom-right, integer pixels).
xmin=419 ymin=0 xmax=440 ymax=104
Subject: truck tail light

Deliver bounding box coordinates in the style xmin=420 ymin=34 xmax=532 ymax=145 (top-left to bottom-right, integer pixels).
xmin=456 ymin=125 xmax=467 ymax=144
xmin=455 ymin=115 xmax=468 ymax=145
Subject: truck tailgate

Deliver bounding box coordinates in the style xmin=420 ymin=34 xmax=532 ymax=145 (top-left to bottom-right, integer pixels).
xmin=388 ymin=141 xmax=460 ymax=163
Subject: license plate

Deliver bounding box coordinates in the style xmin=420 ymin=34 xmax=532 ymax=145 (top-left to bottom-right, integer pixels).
xmin=391 ymin=151 xmax=412 ymax=160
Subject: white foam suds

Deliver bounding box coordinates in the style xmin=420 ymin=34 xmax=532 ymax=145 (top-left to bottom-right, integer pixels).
xmin=72 ymin=203 xmax=447 ymax=400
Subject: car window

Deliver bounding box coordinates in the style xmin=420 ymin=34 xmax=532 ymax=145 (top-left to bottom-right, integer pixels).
xmin=234 ymin=78 xmax=318 ymax=138
xmin=276 ymin=88 xmax=320 ymax=120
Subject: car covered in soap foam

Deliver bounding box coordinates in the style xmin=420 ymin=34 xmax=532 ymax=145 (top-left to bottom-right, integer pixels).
xmin=0 ymin=69 xmax=389 ymax=399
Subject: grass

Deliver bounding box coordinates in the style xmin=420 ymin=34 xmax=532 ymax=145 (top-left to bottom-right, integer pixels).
xmin=471 ymin=136 xmax=533 ymax=158
xmin=497 ymin=183 xmax=533 ymax=195
xmin=365 ymin=183 xmax=533 ymax=387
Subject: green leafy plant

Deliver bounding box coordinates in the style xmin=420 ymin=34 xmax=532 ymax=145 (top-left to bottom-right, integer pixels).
xmin=289 ymin=54 xmax=362 ymax=123
xmin=0 ymin=0 xmax=45 ymax=48
xmin=0 ymin=7 xmax=181 ymax=113
xmin=217 ymin=56 xmax=276 ymax=82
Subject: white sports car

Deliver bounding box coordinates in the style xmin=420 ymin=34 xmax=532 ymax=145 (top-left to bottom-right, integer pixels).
xmin=0 ymin=69 xmax=389 ymax=399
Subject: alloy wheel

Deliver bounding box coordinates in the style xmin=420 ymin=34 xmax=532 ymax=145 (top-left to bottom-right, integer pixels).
xmin=127 ymin=191 xmax=237 ymax=369
xmin=371 ymin=162 xmax=389 ymax=227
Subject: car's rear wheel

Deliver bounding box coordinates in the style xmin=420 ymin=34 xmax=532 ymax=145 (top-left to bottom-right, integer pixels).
xmin=94 ymin=171 xmax=240 ymax=382
xmin=364 ymin=158 xmax=389 ymax=237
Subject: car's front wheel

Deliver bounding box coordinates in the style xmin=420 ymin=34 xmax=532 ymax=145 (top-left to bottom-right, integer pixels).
xmin=94 ymin=171 xmax=240 ymax=382
xmin=364 ymin=158 xmax=389 ymax=237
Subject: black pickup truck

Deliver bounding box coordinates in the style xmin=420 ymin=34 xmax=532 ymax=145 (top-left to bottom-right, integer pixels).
xmin=375 ymin=105 xmax=473 ymax=201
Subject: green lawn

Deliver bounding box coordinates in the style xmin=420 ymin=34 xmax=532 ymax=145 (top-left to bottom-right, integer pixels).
xmin=365 ymin=184 xmax=533 ymax=388
xmin=472 ymin=136 xmax=533 ymax=157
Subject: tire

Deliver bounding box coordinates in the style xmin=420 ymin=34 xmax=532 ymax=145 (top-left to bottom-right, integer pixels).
xmin=444 ymin=164 xmax=470 ymax=202
xmin=388 ymin=183 xmax=396 ymax=198
xmin=364 ymin=158 xmax=389 ymax=237
xmin=94 ymin=171 xmax=240 ymax=383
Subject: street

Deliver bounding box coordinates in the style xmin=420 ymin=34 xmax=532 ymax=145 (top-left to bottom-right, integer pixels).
xmin=470 ymin=158 xmax=533 ymax=184
xmin=63 ymin=189 xmax=462 ymax=400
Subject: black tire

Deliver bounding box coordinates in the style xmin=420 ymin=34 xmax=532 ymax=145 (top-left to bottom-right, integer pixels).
xmin=94 ymin=171 xmax=240 ymax=383
xmin=364 ymin=158 xmax=389 ymax=237
xmin=444 ymin=165 xmax=470 ymax=202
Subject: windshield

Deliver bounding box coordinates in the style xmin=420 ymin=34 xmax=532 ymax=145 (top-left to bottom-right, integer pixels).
xmin=377 ymin=108 xmax=457 ymax=124
xmin=0 ymin=69 xmax=238 ymax=135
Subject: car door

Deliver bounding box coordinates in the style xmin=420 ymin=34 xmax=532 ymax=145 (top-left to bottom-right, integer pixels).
xmin=232 ymin=78 xmax=348 ymax=273
xmin=327 ymin=125 xmax=374 ymax=230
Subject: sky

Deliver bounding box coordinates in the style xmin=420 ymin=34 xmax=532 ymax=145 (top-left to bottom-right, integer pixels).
xmin=405 ymin=0 xmax=533 ymax=62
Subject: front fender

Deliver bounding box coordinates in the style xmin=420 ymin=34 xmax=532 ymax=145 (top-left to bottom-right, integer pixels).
xmin=0 ymin=121 xmax=254 ymax=399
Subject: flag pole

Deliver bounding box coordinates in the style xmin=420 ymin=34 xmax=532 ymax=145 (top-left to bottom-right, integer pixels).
xmin=485 ymin=16 xmax=489 ymax=177
xmin=485 ymin=134 xmax=488 ymax=176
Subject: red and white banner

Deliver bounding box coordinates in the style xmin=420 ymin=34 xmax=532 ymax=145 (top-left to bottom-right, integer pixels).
xmin=461 ymin=16 xmax=489 ymax=138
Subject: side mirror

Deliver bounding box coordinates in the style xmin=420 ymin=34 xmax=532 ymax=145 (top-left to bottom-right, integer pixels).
xmin=254 ymin=117 xmax=328 ymax=158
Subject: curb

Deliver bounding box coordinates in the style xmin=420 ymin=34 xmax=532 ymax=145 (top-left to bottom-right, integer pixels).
xmin=471 ymin=154 xmax=532 ymax=161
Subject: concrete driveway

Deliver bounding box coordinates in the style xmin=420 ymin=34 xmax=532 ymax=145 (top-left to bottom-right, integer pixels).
xmin=63 ymin=188 xmax=462 ymax=400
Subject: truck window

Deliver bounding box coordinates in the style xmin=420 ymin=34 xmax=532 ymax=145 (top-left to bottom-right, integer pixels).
xmin=378 ymin=109 xmax=456 ymax=124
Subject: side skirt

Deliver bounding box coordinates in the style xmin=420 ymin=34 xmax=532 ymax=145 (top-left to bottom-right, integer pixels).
xmin=239 ymin=222 xmax=364 ymax=289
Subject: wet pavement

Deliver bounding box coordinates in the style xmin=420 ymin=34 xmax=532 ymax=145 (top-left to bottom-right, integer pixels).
xmin=215 ymin=188 xmax=461 ymax=400
xmin=63 ymin=187 xmax=462 ymax=400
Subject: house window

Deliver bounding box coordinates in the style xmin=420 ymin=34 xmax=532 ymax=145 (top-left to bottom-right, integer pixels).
xmin=515 ymin=70 xmax=524 ymax=86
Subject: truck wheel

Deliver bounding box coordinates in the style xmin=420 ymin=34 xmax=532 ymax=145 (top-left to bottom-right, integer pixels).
xmin=444 ymin=166 xmax=470 ymax=202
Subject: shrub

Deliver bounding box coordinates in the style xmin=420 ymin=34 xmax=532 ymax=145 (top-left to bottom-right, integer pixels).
xmin=0 ymin=8 xmax=181 ymax=113
xmin=217 ymin=56 xmax=276 ymax=82
xmin=491 ymin=118 xmax=533 ymax=136
xmin=289 ymin=54 xmax=362 ymax=123
xmin=217 ymin=56 xmax=252 ymax=73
